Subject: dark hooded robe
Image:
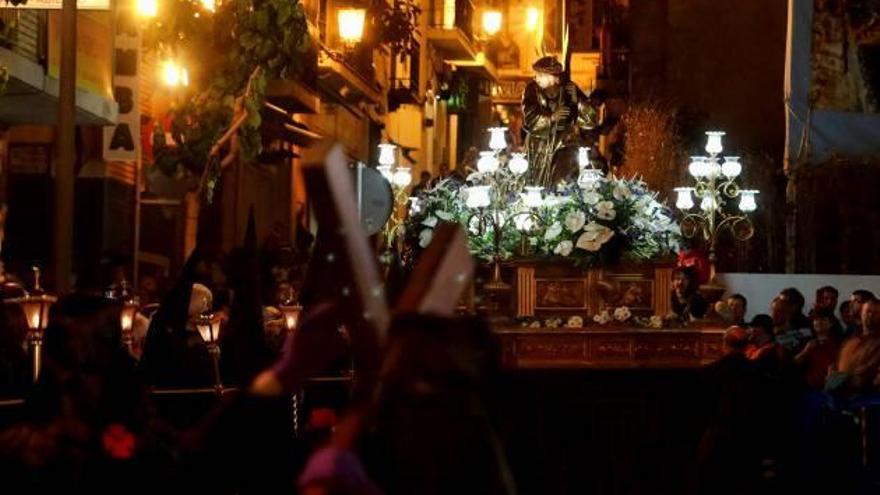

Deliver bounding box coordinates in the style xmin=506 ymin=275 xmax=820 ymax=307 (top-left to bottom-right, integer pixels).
xmin=140 ymin=248 xmax=213 ymax=387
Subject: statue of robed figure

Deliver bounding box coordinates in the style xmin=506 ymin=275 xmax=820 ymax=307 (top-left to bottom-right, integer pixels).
xmin=521 ymin=52 xmax=599 ymax=187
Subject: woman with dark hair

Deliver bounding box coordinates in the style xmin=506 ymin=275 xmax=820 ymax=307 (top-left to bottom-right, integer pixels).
xmin=670 ymin=266 xmax=707 ymax=322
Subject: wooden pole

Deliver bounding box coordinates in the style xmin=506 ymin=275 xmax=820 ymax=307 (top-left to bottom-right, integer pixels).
xmin=54 ymin=0 xmax=77 ymax=292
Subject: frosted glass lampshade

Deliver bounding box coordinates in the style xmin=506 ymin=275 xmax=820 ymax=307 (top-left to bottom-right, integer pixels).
xmin=688 ymin=156 xmax=706 ymax=178
xmin=392 ymin=167 xmax=413 ymax=187
xmin=705 ymin=131 xmax=725 ymax=155
xmin=522 ymin=186 xmax=544 ymax=208
xmin=700 ymin=194 xmax=718 ymax=212
xmin=508 ymin=152 xmax=529 ymax=175
xmin=488 ymin=127 xmax=507 ymax=151
xmin=477 ymin=151 xmax=499 ymax=173
xmin=674 ymin=187 xmax=695 ymax=210
xmin=577 ymin=146 xmax=591 ymax=169
xmin=721 ymin=156 xmax=742 ymax=178
xmin=739 ymin=190 xmax=758 ymax=212
xmin=466 ymin=185 xmax=491 ymax=208
xmin=378 ymin=143 xmax=397 ymax=166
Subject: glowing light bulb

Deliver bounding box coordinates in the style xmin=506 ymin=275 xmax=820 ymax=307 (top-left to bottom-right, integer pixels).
xmin=526 ymin=7 xmax=541 ymax=32
xmin=338 ymin=8 xmax=366 ymax=46
xmin=161 ymin=60 xmax=188 ymax=87
xmin=688 ymin=156 xmax=706 ymax=178
xmin=392 ymin=167 xmax=412 ymax=187
xmin=700 ymin=194 xmax=717 ymax=212
xmin=136 ymin=0 xmax=158 ymax=18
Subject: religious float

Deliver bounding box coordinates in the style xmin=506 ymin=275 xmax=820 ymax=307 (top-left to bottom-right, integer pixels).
xmin=373 ymin=56 xmax=759 ymax=370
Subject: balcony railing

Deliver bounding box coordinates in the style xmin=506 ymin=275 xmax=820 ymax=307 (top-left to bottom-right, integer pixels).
xmin=429 ymin=0 xmax=474 ymax=44
xmin=389 ymin=43 xmax=420 ymax=110
xmin=0 ymin=10 xmax=47 ymax=66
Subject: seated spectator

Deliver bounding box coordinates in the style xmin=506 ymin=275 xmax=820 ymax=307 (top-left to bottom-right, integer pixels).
xmin=839 ymin=300 xmax=855 ymax=333
xmin=794 ymin=309 xmax=841 ymax=390
xmin=771 ymin=288 xmax=812 ymax=354
xmin=809 ymin=285 xmax=839 ymax=320
xmin=670 ymin=266 xmax=707 ymax=322
xmin=726 ymin=294 xmax=748 ymax=326
xmin=830 ymin=299 xmax=880 ymax=397
xmin=746 ymin=314 xmax=782 ymax=371
xmin=844 ymin=289 xmax=876 ymax=337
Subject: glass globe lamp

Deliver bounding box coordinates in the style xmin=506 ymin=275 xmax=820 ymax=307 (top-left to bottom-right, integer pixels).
xmin=477 ymin=151 xmax=499 ymax=173
xmin=508 ymin=152 xmax=529 ymax=175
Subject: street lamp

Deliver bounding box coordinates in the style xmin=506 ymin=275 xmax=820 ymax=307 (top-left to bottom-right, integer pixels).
xmin=119 ymin=297 xmax=139 ymax=355
xmin=195 ymin=312 xmax=223 ymax=394
xmin=674 ymin=131 xmax=758 ymax=303
xmin=5 ymin=267 xmax=56 ymax=382
xmin=279 ymin=303 xmax=303 ymax=334
xmin=338 ymin=8 xmax=366 ymax=48
xmin=136 ymin=0 xmax=158 ymax=18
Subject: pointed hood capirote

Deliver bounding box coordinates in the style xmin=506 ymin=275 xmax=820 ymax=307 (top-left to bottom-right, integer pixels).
xmin=222 ymin=206 xmax=271 ymax=384
xmin=140 ymin=246 xmax=209 ymax=386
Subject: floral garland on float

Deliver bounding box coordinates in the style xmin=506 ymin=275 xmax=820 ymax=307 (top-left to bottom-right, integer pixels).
xmin=403 ymin=131 xmax=682 ymax=268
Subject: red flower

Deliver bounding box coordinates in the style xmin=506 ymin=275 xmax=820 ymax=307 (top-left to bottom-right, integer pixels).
xmin=677 ymin=249 xmax=710 ymax=285
xmin=102 ymin=423 xmax=136 ymax=460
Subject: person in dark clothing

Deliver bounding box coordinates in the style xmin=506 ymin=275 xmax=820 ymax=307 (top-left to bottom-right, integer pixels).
xmin=670 ymin=266 xmax=707 ymax=322
xmin=0 ymin=293 xmax=348 ymax=494
xmin=771 ymin=288 xmax=813 ymax=354
xmin=697 ymin=326 xmax=764 ymax=495
xmin=794 ymin=309 xmax=841 ymax=390
xmin=140 ymin=248 xmax=216 ymax=388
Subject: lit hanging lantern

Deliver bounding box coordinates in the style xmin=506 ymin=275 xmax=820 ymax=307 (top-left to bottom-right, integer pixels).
xmin=338 ymin=8 xmax=366 ymax=47
xmin=279 ymin=304 xmax=302 ymax=333
xmin=196 ymin=313 xmax=222 ymax=344
xmin=482 ymin=10 xmax=502 ymax=36
xmin=161 ymin=60 xmax=189 ymax=87
xmin=526 ymin=7 xmax=541 ymax=32
xmin=136 ymin=0 xmax=158 ymax=18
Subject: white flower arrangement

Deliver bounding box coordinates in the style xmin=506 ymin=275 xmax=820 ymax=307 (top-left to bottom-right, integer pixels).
xmin=613 ymin=306 xmax=632 ymax=322
xmin=593 ymin=310 xmax=613 ymax=325
xmin=566 ymin=316 xmax=584 ymax=328
xmin=405 ymin=173 xmax=681 ymax=266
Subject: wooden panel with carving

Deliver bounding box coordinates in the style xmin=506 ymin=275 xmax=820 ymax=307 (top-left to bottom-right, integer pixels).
xmin=496 ymin=327 xmax=724 ymax=369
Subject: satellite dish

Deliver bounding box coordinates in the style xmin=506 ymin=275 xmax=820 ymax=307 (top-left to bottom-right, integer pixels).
xmin=352 ymin=165 xmax=393 ymax=235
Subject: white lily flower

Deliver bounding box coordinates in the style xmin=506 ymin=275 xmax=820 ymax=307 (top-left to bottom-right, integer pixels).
xmin=436 ymin=210 xmax=453 ymax=221
xmin=576 ymin=222 xmax=614 ymax=252
xmin=422 ymin=216 xmax=438 ymax=228
xmin=582 ymin=190 xmax=602 ymax=205
xmin=554 ymin=240 xmax=573 ymax=257
xmin=544 ymin=222 xmax=563 ymax=241
xmin=613 ymin=306 xmax=632 ymax=322
xmin=596 ymin=201 xmax=616 ymax=220
xmin=564 ymin=210 xmax=587 ymax=232
xmin=612 ymin=183 xmax=632 ymax=201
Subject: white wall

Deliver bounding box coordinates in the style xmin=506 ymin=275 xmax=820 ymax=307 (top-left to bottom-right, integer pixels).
xmin=717 ymin=273 xmax=880 ymax=320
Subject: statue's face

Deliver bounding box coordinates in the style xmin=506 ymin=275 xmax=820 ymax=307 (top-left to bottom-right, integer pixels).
xmin=535 ymin=73 xmax=559 ymax=89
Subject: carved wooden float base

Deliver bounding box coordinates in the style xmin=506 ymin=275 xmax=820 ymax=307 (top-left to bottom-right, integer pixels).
xmin=495 ymin=327 xmax=725 ymax=370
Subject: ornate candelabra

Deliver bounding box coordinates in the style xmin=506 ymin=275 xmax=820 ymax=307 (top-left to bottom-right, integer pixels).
xmin=464 ymin=128 xmax=545 ymax=292
xmin=376 ymin=143 xmax=413 ymax=255
xmin=673 ymin=131 xmax=758 ymax=298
